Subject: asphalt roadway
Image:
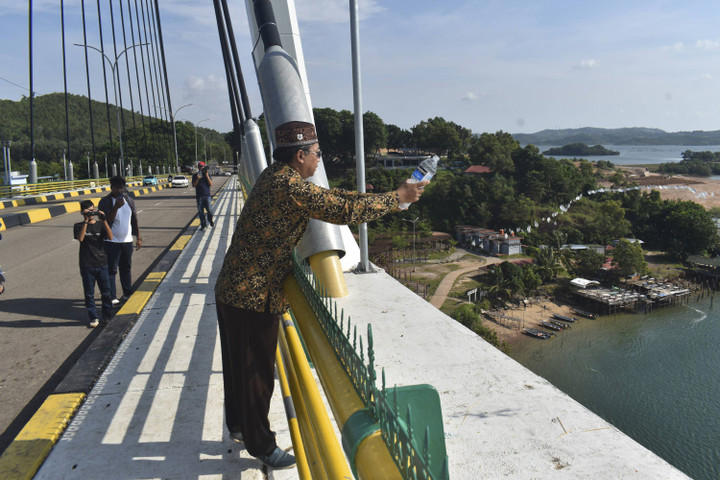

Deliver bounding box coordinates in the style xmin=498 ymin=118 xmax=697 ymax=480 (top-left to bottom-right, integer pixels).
xmin=0 ymin=176 xmax=229 ymax=453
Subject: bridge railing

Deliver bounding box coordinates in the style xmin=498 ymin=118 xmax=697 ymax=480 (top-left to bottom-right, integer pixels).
xmin=291 ymin=256 xmax=449 ymax=480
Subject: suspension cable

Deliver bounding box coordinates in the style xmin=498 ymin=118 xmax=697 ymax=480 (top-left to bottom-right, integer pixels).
xmin=95 ymin=0 xmax=114 ymax=150
xmin=81 ymin=0 xmax=97 ymax=164
xmin=118 ymin=0 xmax=137 ymax=131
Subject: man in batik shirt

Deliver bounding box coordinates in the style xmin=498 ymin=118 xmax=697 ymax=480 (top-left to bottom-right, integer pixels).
xmin=214 ymin=121 xmax=427 ymax=469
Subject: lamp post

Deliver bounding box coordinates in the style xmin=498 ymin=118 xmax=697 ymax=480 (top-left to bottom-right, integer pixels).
xmin=201 ymin=133 xmax=209 ymax=164
xmin=194 ymin=118 xmax=210 ymax=171
xmin=402 ymin=216 xmax=420 ymax=266
xmin=157 ymin=103 xmax=192 ymax=174
xmin=74 ymin=42 xmax=148 ymax=175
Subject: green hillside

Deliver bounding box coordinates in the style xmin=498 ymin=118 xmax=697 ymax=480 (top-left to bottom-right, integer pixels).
xmin=513 ymin=127 xmax=720 ymax=146
xmin=0 ymin=93 xmax=231 ymax=177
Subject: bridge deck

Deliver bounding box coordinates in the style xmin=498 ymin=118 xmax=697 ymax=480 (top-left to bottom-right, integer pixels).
xmin=31 ymin=179 xmax=299 ymax=479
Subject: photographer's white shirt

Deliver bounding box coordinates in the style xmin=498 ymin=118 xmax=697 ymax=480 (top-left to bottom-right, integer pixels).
xmin=108 ymin=196 xmax=133 ymax=243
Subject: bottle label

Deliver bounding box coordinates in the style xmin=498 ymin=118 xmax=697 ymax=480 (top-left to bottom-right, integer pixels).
xmin=411 ymin=168 xmax=427 ymax=182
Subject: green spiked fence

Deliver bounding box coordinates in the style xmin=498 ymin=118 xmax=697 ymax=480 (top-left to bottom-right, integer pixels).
xmin=293 ymin=255 xmax=449 ymax=480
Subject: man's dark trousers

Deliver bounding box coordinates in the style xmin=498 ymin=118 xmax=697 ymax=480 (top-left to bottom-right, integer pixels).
xmin=197 ymin=196 xmax=213 ymax=228
xmin=105 ymin=242 xmax=133 ymax=299
xmin=80 ymin=265 xmax=113 ymax=321
xmin=215 ymin=299 xmax=279 ymax=457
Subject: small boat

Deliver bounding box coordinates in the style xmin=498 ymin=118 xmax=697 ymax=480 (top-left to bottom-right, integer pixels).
xmin=550 ymin=320 xmax=570 ymax=329
xmin=540 ymin=321 xmax=561 ymax=332
xmin=523 ymin=328 xmax=552 ymax=339
xmin=572 ymin=308 xmax=596 ymax=319
xmin=552 ymin=313 xmax=577 ymax=323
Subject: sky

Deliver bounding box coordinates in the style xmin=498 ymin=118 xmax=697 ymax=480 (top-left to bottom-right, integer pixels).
xmin=3 ymin=0 xmax=720 ymax=135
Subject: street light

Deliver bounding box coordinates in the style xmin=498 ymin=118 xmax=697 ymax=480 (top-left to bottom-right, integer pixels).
xmin=156 ymin=103 xmax=192 ymax=174
xmin=74 ymin=42 xmax=148 ymax=176
xmin=195 ymin=118 xmax=210 ymax=170
xmin=402 ymin=216 xmax=420 ymax=266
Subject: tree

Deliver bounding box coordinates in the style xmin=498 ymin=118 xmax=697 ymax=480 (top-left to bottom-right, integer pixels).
xmin=572 ymin=249 xmax=605 ymax=278
xmin=534 ymin=247 xmax=563 ymax=282
xmin=661 ymin=201 xmax=718 ymax=258
xmin=362 ymin=111 xmax=387 ymax=154
xmin=468 ymin=131 xmax=519 ymax=175
xmin=411 ymin=117 xmax=468 ymax=154
xmin=611 ymin=239 xmax=647 ymax=277
xmin=386 ymin=124 xmax=412 ymax=149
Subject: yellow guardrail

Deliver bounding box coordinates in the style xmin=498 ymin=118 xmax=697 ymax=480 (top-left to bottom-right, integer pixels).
xmin=284 ymin=277 xmax=403 ymax=480
xmin=0 ymin=176 xmax=154 ymax=199
xmin=278 ymin=312 xmax=353 ymax=479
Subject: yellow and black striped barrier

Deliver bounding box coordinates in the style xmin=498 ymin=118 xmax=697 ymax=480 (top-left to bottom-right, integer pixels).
xmin=0 ymin=182 xmax=169 ymax=232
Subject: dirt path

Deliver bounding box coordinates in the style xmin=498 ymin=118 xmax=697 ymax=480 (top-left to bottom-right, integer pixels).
xmin=429 ymin=257 xmax=503 ymax=308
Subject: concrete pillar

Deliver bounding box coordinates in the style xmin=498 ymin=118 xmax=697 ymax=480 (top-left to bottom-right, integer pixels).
xmin=93 ymin=161 xmax=99 ymax=179
xmin=68 ymin=161 xmax=74 ymax=181
xmin=29 ymin=158 xmax=38 ymax=184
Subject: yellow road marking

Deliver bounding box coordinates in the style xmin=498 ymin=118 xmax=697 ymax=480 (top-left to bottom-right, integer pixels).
xmin=171 ymin=234 xmax=192 ymax=251
xmin=145 ymin=271 xmax=166 ymax=282
xmin=0 ymin=393 xmax=85 ymax=480
xmin=190 ymin=218 xmax=200 ymax=227
xmin=117 ymin=291 xmax=152 ymax=315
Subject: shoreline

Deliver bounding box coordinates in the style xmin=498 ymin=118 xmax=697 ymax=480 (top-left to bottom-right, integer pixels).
xmin=482 ymin=300 xmax=579 ymax=349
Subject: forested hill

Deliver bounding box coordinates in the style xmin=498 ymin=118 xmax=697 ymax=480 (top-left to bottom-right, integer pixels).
xmin=0 ymin=93 xmax=228 ymax=166
xmin=512 ymin=127 xmax=720 ymax=146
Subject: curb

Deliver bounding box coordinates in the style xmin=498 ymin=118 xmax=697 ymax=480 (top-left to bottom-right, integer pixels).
xmin=0 ymin=179 xmax=231 ymax=479
xmin=0 ymin=182 xmax=170 ymax=232
xmin=0 ymin=180 xmax=148 ymax=210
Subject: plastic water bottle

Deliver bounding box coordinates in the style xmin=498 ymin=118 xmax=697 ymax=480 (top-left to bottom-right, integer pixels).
xmin=399 ymin=155 xmax=439 ymax=210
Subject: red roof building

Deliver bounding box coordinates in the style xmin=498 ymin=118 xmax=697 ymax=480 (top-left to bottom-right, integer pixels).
xmin=464 ymin=165 xmax=492 ymax=175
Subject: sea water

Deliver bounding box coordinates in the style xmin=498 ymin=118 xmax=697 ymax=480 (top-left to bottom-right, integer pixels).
xmin=533 ymin=144 xmax=720 ymax=166
xmin=511 ymin=299 xmax=720 ymax=479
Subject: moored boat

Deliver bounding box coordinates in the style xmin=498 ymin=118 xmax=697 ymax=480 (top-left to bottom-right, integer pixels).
xmin=552 ymin=313 xmax=577 ymax=323
xmin=523 ymin=328 xmax=552 ymax=339
xmin=540 ymin=321 xmax=562 ymax=331
xmin=572 ymin=308 xmax=596 ymax=319
xmin=550 ymin=320 xmax=570 ymax=329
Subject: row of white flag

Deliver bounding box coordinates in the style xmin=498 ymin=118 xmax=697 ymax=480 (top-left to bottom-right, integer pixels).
xmin=502 ymin=184 xmax=714 ymax=236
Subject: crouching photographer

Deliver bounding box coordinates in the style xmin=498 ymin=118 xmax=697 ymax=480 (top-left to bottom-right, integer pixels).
xmin=73 ymin=200 xmax=114 ymax=328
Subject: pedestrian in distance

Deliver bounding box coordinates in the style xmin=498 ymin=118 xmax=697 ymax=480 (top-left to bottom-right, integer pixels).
xmin=192 ymin=161 xmax=213 ymax=230
xmin=99 ymin=176 xmax=142 ymax=305
xmin=214 ymin=121 xmax=427 ymax=469
xmin=73 ymin=200 xmax=114 ymax=328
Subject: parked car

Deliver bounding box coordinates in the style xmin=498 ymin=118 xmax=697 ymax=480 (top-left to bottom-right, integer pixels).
xmin=224 ymin=171 xmax=232 ymax=176
xmin=171 ymin=175 xmax=189 ymax=188
xmin=143 ymin=175 xmax=158 ymax=186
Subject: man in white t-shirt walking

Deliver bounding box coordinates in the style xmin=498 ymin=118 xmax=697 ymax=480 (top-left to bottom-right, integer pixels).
xmin=99 ymin=176 xmax=142 ymax=304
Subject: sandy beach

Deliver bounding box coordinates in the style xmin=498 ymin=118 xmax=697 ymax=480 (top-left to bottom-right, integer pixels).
xmin=481 ymin=300 xmax=579 ymax=349
xmin=619 ymin=170 xmax=720 ymax=209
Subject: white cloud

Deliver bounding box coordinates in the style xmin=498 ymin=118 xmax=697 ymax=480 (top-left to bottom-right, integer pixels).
xmin=696 ymin=39 xmax=720 ymax=50
xmin=461 ymin=92 xmax=479 ymax=102
xmin=701 ymin=73 xmax=713 ymax=80
xmin=669 ymin=42 xmax=685 ymax=52
xmin=574 ymin=59 xmax=597 ymax=69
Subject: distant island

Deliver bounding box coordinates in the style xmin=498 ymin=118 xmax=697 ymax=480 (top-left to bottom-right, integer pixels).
xmin=542 ymin=143 xmax=620 ymax=156
xmin=512 ymin=127 xmax=720 ymax=146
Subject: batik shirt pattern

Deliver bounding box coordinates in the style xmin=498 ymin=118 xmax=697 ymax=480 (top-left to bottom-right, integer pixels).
xmin=215 ymin=161 xmax=399 ymax=313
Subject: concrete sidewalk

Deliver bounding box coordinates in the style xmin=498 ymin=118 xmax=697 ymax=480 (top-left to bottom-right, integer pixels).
xmin=34 ymin=178 xmax=298 ymax=480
